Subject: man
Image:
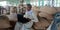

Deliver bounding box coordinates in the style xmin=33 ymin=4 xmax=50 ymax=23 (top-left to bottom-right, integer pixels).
xmin=8 ymin=7 xmax=17 ymax=21
xmin=24 ymin=4 xmax=39 ymax=30
xmin=14 ymin=4 xmax=38 ymax=30
xmin=7 ymin=7 xmax=17 ymax=30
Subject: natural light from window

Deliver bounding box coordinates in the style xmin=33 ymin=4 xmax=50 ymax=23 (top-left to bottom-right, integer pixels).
xmin=0 ymin=1 xmax=7 ymax=6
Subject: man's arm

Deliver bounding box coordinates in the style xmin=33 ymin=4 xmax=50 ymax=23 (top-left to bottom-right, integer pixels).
xmin=31 ymin=12 xmax=39 ymax=22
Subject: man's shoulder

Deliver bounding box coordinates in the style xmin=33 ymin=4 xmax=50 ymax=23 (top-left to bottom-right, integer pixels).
xmin=17 ymin=14 xmax=23 ymax=16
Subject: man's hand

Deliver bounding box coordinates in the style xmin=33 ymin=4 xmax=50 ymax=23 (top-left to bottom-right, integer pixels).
xmin=27 ymin=18 xmax=31 ymax=21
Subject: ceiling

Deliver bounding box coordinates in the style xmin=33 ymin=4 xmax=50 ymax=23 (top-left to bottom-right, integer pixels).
xmin=0 ymin=0 xmax=51 ymax=2
xmin=0 ymin=0 xmax=6 ymax=1
xmin=0 ymin=0 xmax=51 ymax=4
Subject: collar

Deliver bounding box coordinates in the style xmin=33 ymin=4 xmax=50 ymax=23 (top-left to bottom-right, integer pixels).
xmin=26 ymin=10 xmax=32 ymax=12
xmin=10 ymin=13 xmax=17 ymax=14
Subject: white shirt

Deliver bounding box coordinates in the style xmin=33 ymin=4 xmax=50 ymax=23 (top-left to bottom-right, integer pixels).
xmin=7 ymin=13 xmax=17 ymax=21
xmin=24 ymin=10 xmax=38 ymax=22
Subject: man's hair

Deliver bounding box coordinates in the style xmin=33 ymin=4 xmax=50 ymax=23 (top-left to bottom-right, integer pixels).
xmin=11 ymin=6 xmax=17 ymax=10
xmin=27 ymin=4 xmax=32 ymax=8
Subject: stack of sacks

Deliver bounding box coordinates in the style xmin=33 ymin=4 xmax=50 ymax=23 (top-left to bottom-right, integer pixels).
xmin=0 ymin=15 xmax=11 ymax=29
xmin=39 ymin=12 xmax=53 ymax=20
xmin=38 ymin=12 xmax=53 ymax=24
xmin=34 ymin=18 xmax=50 ymax=30
xmin=33 ymin=6 xmax=57 ymax=30
xmin=38 ymin=6 xmax=57 ymax=22
xmin=39 ymin=6 xmax=57 ymax=20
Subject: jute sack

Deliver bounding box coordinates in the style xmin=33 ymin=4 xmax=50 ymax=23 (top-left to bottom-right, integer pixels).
xmin=0 ymin=15 xmax=11 ymax=28
xmin=33 ymin=18 xmax=50 ymax=29
xmin=39 ymin=12 xmax=53 ymax=20
xmin=32 ymin=6 xmax=40 ymax=11
xmin=40 ymin=6 xmax=57 ymax=14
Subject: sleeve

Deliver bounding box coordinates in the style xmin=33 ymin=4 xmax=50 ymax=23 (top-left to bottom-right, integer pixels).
xmin=31 ymin=12 xmax=39 ymax=22
xmin=24 ymin=12 xmax=27 ymax=18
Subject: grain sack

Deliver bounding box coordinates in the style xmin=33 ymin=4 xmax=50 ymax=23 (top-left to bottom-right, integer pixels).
xmin=33 ymin=18 xmax=50 ymax=29
xmin=32 ymin=6 xmax=39 ymax=11
xmin=40 ymin=6 xmax=57 ymax=14
xmin=0 ymin=15 xmax=11 ymax=28
xmin=39 ymin=12 xmax=53 ymax=20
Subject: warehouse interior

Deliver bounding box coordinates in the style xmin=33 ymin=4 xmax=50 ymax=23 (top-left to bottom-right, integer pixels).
xmin=0 ymin=0 xmax=60 ymax=30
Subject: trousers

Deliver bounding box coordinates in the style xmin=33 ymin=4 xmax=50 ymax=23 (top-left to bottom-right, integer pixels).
xmin=14 ymin=21 xmax=33 ymax=30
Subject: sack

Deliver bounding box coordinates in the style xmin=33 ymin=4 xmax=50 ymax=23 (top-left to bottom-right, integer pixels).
xmin=33 ymin=18 xmax=50 ymax=29
xmin=39 ymin=12 xmax=53 ymax=20
xmin=40 ymin=6 xmax=57 ymax=14
xmin=0 ymin=15 xmax=11 ymax=28
xmin=17 ymin=14 xmax=31 ymax=24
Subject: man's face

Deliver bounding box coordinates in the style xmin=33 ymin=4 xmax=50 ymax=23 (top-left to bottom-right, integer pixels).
xmin=26 ymin=6 xmax=31 ymax=11
xmin=11 ymin=7 xmax=17 ymax=13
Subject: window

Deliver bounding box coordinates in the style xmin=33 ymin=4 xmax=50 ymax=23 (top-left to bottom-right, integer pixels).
xmin=0 ymin=1 xmax=7 ymax=6
xmin=54 ymin=0 xmax=60 ymax=7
